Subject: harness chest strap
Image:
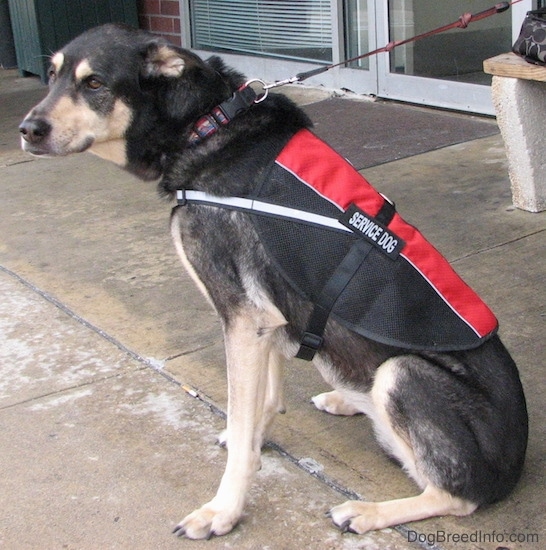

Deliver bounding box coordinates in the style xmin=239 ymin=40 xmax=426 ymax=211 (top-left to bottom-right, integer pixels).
xmin=177 ymin=190 xmax=354 ymax=232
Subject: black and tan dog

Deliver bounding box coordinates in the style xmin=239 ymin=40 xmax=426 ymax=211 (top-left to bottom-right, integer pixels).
xmin=20 ymin=24 xmax=528 ymax=540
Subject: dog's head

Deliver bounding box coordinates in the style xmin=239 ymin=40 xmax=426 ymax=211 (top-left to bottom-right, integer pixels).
xmin=19 ymin=24 xmax=236 ymax=180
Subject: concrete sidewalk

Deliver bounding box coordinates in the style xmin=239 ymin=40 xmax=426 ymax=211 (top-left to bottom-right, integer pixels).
xmin=0 ymin=68 xmax=544 ymax=549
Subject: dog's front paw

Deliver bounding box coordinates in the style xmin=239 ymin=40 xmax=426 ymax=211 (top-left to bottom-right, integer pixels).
xmin=327 ymin=500 xmax=378 ymax=535
xmin=312 ymin=390 xmax=361 ymax=416
xmin=173 ymin=503 xmax=239 ymax=540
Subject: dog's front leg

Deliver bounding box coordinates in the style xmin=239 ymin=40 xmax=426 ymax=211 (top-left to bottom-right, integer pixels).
xmin=216 ymin=328 xmax=286 ymax=449
xmin=174 ymin=304 xmax=286 ymax=539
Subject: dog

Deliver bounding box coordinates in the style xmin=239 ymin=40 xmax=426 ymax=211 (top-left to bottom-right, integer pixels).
xmin=19 ymin=24 xmax=528 ymax=540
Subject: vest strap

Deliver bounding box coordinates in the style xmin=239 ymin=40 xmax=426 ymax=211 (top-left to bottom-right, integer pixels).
xmin=296 ymin=239 xmax=373 ymax=360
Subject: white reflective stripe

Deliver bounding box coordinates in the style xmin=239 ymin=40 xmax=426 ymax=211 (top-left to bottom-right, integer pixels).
xmin=178 ymin=190 xmax=352 ymax=233
xmin=253 ymin=201 xmax=352 ymax=232
xmin=183 ymin=191 xmax=252 ymax=209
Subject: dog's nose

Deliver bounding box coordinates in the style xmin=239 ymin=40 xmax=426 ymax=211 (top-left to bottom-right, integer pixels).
xmin=19 ymin=118 xmax=51 ymax=144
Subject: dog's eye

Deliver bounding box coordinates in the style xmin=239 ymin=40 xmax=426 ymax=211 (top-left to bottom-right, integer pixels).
xmin=85 ymin=76 xmax=104 ymax=90
xmin=47 ymin=68 xmax=56 ymax=84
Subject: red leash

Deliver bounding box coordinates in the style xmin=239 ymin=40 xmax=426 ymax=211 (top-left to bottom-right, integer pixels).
xmin=265 ymin=1 xmax=524 ymax=89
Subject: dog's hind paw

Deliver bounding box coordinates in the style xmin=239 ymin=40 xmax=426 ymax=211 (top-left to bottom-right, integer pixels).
xmin=311 ymin=390 xmax=361 ymax=416
xmin=173 ymin=504 xmax=239 ymax=540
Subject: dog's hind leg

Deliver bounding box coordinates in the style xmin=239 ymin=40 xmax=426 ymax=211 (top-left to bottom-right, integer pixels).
xmin=174 ymin=303 xmax=287 ymax=539
xmin=328 ymin=485 xmax=476 ymax=534
xmin=328 ymin=357 xmax=478 ymax=533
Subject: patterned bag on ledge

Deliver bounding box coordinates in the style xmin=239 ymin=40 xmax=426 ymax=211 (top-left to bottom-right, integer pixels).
xmin=512 ymin=8 xmax=546 ymax=66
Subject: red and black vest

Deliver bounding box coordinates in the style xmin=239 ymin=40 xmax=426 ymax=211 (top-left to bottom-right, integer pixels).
xmin=178 ymin=129 xmax=498 ymax=358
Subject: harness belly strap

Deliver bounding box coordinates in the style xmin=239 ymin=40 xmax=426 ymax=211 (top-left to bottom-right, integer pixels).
xmin=296 ymin=239 xmax=373 ymax=360
xmin=297 ymin=198 xmax=397 ymax=360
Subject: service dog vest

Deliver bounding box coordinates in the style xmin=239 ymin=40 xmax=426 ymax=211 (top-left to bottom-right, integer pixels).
xmin=177 ymin=129 xmax=498 ymax=356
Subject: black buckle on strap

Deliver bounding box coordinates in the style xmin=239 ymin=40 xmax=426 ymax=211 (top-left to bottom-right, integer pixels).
xmin=296 ymin=332 xmax=324 ymax=361
xmin=376 ymin=194 xmax=396 ymax=226
xmin=218 ymin=86 xmax=258 ymax=120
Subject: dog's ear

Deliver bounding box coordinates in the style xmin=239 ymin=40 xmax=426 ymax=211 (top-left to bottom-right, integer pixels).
xmin=141 ymin=42 xmax=189 ymax=78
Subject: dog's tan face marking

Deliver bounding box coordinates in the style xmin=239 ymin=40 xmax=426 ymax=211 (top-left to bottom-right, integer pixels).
xmin=74 ymin=59 xmax=94 ymax=82
xmin=50 ymin=52 xmax=64 ymax=75
xmin=87 ymin=97 xmax=133 ymax=166
xmin=31 ymin=93 xmax=131 ymax=156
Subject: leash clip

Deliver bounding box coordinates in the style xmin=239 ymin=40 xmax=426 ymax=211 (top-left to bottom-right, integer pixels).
xmin=243 ymin=79 xmax=269 ymax=103
xmin=262 ymin=76 xmax=301 ymax=90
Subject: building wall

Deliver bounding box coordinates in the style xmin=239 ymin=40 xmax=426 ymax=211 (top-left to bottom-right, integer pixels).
xmin=137 ymin=0 xmax=182 ymax=46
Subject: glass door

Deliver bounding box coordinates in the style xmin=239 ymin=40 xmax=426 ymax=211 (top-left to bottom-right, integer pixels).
xmin=343 ymin=0 xmax=535 ymax=114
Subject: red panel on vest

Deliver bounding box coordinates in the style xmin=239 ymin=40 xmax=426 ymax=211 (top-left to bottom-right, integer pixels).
xmin=276 ymin=129 xmax=497 ymax=340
